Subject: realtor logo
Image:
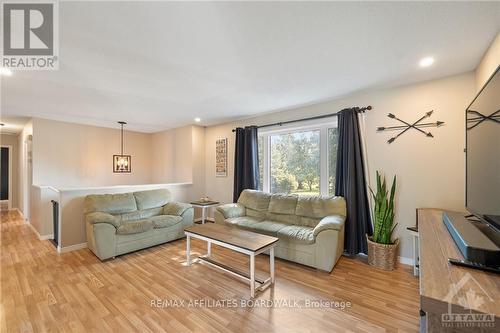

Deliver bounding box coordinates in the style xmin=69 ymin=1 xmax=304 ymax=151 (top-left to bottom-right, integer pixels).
xmin=441 ymin=273 xmax=495 ymax=329
xmin=1 ymin=1 xmax=59 ymax=70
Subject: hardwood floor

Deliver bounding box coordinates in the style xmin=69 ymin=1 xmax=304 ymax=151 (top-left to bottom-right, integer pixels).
xmin=1 ymin=210 xmax=420 ymax=332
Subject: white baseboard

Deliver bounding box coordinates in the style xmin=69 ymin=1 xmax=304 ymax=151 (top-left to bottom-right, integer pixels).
xmin=26 ymin=221 xmax=54 ymax=241
xmin=39 ymin=234 xmax=54 ymax=241
xmin=58 ymin=242 xmax=87 ymax=253
xmin=398 ymin=256 xmax=413 ymax=266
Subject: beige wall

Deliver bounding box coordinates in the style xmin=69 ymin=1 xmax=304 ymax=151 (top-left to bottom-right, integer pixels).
xmin=32 ymin=118 xmax=154 ymax=187
xmin=151 ymin=125 xmax=206 ymax=218
xmin=30 ymin=119 xmax=205 ymax=192
xmin=30 ymin=119 xmax=205 ymax=189
xmin=476 ymin=32 xmax=500 ymax=91
xmin=190 ymin=125 xmax=208 ymax=217
xmin=0 ymin=134 xmax=19 ymax=208
xmin=151 ymin=126 xmax=194 ymax=184
xmin=204 ymin=72 xmax=476 ymax=259
xmin=191 ymin=125 xmax=206 ymax=200
xmin=30 ymin=185 xmax=59 ymax=238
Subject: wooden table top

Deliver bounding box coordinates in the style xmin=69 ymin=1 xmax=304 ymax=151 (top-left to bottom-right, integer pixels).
xmin=190 ymin=201 xmax=220 ymax=206
xmin=184 ymin=223 xmax=279 ymax=252
xmin=418 ymin=208 xmax=500 ymax=317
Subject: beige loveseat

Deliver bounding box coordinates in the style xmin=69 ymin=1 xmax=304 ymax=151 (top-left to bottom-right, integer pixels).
xmin=84 ymin=188 xmax=193 ymax=260
xmin=215 ymin=190 xmax=346 ymax=271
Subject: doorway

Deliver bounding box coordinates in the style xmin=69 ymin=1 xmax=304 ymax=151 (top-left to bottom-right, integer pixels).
xmin=0 ymin=146 xmax=12 ymax=210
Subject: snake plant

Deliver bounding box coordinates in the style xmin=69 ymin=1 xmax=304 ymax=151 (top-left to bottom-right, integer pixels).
xmin=370 ymin=171 xmax=397 ymax=244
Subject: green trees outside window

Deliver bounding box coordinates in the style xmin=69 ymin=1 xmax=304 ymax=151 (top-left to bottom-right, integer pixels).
xmin=328 ymin=127 xmax=338 ymax=195
xmin=270 ymin=130 xmax=320 ymax=195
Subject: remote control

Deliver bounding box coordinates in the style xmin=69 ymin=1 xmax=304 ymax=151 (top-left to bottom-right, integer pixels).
xmin=448 ymin=258 xmax=500 ymax=274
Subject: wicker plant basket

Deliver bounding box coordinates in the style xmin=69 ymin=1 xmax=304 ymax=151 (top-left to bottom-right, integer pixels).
xmin=366 ymin=235 xmax=399 ymax=271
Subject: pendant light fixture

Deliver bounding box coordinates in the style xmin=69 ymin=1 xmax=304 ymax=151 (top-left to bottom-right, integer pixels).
xmin=113 ymin=121 xmax=131 ymax=173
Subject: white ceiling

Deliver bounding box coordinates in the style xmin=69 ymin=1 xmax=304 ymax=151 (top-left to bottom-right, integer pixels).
xmin=1 ymin=1 xmax=499 ymax=133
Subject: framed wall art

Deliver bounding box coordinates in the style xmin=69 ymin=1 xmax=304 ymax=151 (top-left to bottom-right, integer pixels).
xmin=216 ymin=138 xmax=227 ymax=177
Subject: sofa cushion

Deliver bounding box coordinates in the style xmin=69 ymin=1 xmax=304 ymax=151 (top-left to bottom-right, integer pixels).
xmin=216 ymin=203 xmax=246 ymax=219
xmin=164 ymin=202 xmax=192 ymax=216
xmin=86 ymin=212 xmax=121 ymax=228
xmin=84 ymin=193 xmax=137 ymax=214
xmin=277 ymin=225 xmax=315 ymax=244
xmin=249 ymin=221 xmax=288 ymax=237
xmin=116 ymin=219 xmax=154 ymax=235
xmin=266 ymin=212 xmax=299 ymax=225
xmin=237 ymin=190 xmax=271 ymax=211
xmin=313 ymin=215 xmax=345 ymax=236
xmin=133 ymin=189 xmax=172 ymax=210
xmin=299 ymin=216 xmax=321 ymax=228
xmin=119 ymin=207 xmax=163 ymax=222
xmin=246 ymin=208 xmax=267 ymax=220
xmin=150 ymin=215 xmax=183 ymax=229
xmin=225 ymin=216 xmax=261 ymax=229
xmin=295 ymin=196 xmax=346 ymax=219
xmin=269 ymin=194 xmax=298 ymax=215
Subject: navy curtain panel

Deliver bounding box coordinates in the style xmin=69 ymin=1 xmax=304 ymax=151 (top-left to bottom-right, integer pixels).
xmin=335 ymin=108 xmax=373 ymax=255
xmin=233 ymin=126 xmax=260 ymax=202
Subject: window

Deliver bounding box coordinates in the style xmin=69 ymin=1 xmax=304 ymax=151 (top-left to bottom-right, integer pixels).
xmin=258 ymin=121 xmax=338 ymax=196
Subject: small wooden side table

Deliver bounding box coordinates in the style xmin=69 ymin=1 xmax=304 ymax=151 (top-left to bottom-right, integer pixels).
xmin=190 ymin=201 xmax=220 ymax=224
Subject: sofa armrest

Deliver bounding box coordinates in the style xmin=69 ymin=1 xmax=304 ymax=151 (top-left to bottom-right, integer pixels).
xmin=313 ymin=215 xmax=345 ymax=237
xmin=216 ymin=203 xmax=246 ymax=219
xmin=86 ymin=212 xmax=120 ymax=228
xmin=164 ymin=202 xmax=192 ymax=216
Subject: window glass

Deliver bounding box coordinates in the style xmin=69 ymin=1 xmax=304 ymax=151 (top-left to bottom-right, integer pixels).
xmin=328 ymin=127 xmax=339 ymax=195
xmin=270 ymin=130 xmax=320 ymax=196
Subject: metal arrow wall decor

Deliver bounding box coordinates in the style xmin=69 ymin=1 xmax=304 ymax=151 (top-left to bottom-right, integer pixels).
xmin=377 ymin=110 xmax=445 ymax=144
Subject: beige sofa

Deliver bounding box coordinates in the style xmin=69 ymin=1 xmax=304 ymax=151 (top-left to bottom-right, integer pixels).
xmin=84 ymin=188 xmax=193 ymax=260
xmin=215 ymin=190 xmax=346 ymax=271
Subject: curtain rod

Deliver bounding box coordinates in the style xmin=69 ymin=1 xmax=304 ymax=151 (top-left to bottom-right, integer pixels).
xmin=231 ymin=105 xmax=372 ymax=132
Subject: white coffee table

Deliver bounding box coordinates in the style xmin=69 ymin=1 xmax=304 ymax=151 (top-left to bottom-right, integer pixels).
xmin=185 ymin=223 xmax=279 ymax=298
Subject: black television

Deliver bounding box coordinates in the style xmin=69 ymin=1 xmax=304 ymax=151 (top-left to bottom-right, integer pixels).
xmin=465 ymin=65 xmax=500 ymax=230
